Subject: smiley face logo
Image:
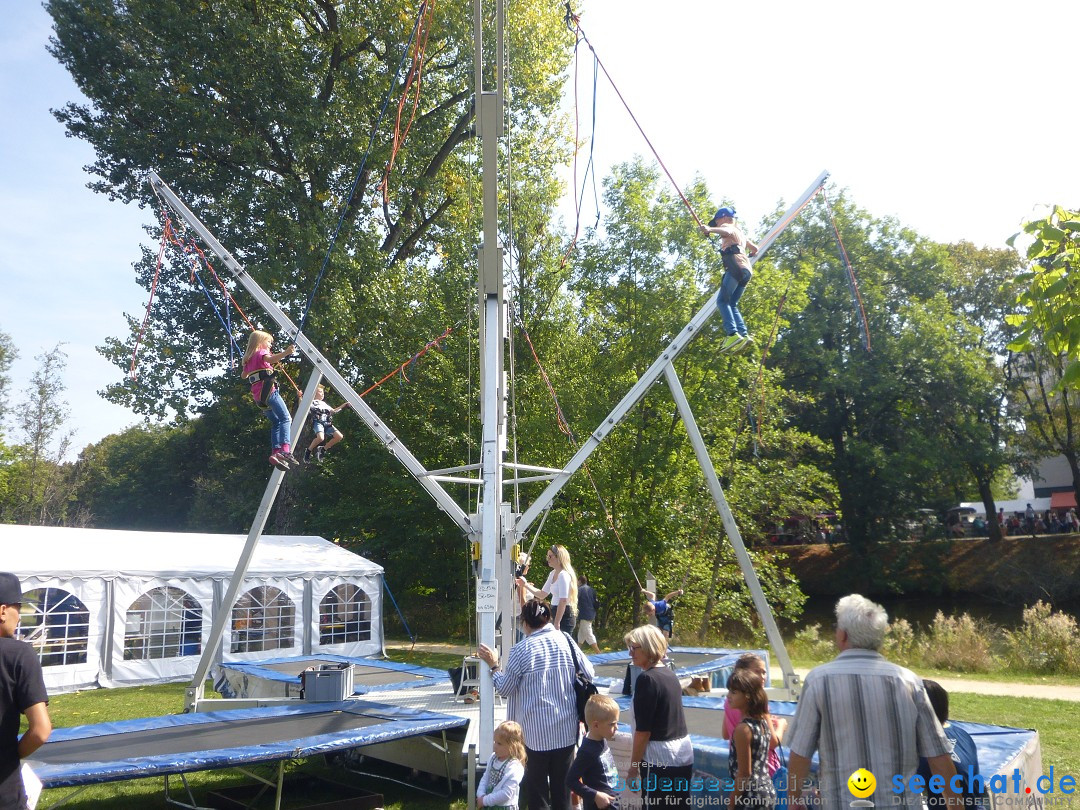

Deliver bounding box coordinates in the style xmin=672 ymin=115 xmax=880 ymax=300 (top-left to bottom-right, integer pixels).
xmin=847 ymin=768 xmax=876 ymax=798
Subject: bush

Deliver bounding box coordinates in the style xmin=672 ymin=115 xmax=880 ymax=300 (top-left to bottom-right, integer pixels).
xmin=882 ymin=618 xmax=918 ymax=667
xmin=1003 ymin=601 xmax=1080 ymax=674
xmin=789 ymin=623 xmax=835 ymax=661
xmin=919 ymin=612 xmax=995 ymax=673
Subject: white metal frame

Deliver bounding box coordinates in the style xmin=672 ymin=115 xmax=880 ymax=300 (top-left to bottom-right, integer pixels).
xmin=154 ymin=0 xmax=826 ymax=748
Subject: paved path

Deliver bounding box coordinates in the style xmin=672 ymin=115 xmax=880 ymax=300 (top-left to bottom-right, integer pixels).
xmin=386 ymin=641 xmax=1080 ymax=702
xmin=793 ymin=668 xmax=1080 ymax=702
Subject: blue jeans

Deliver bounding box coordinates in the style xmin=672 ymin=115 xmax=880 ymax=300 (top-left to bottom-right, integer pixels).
xmin=717 ymin=267 xmax=751 ymax=336
xmin=265 ymin=389 xmax=292 ymax=450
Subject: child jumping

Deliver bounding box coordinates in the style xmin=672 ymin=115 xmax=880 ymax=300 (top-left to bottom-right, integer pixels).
xmin=242 ymin=330 xmax=298 ymax=470
xmin=567 ymin=694 xmax=622 ymax=809
xmin=305 ymin=385 xmax=349 ymax=462
xmin=478 ymin=720 xmax=526 ymax=808
xmin=726 ymin=668 xmax=779 ymax=809
xmin=700 ymin=206 xmax=759 ymax=354
xmin=641 ymin=588 xmax=683 ymax=638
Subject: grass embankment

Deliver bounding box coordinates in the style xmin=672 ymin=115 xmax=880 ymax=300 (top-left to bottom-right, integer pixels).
xmin=777 ymin=533 xmax=1080 ymax=597
xmin=36 ymin=649 xmax=1076 ymax=808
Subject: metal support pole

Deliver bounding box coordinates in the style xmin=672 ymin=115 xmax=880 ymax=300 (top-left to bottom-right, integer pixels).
xmin=148 ymin=172 xmax=471 ymax=536
xmin=185 ymin=370 xmax=322 ymax=710
xmin=516 ymin=171 xmax=829 ymax=536
xmin=473 ymin=0 xmax=508 ymax=762
xmin=662 ymin=362 xmax=799 ymax=696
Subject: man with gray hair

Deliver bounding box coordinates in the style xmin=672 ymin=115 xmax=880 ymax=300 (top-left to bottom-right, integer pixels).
xmin=785 ymin=594 xmax=959 ymax=808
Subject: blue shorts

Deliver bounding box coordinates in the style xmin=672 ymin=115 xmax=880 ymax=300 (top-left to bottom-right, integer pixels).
xmin=314 ymin=423 xmax=338 ymax=439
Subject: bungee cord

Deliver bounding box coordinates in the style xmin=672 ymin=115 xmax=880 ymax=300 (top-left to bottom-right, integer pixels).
xmin=295 ymin=0 xmax=433 ymax=341
xmin=518 ymin=321 xmax=645 ymax=591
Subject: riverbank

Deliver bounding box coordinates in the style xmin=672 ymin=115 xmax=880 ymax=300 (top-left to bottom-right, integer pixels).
xmin=773 ymin=533 xmax=1080 ymax=603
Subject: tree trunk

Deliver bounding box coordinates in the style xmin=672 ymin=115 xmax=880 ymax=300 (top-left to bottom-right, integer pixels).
xmin=977 ymin=479 xmax=1003 ymax=542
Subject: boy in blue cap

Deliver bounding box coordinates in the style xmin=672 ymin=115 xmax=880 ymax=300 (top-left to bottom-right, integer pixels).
xmin=700 ymin=206 xmax=758 ymax=353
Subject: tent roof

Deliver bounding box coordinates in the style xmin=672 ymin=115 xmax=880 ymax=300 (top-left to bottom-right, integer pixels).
xmin=0 ymin=525 xmax=382 ymax=580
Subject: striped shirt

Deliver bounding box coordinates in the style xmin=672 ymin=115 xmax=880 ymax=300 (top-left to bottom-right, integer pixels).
xmin=492 ymin=624 xmax=595 ymax=751
xmin=784 ymin=648 xmax=950 ymax=810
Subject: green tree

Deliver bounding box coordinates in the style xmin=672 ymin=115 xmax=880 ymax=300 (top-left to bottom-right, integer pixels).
xmin=46 ymin=0 xmax=574 ymax=625
xmin=530 ymin=160 xmax=816 ymax=636
xmin=0 ymin=328 xmax=15 ymax=433
xmin=1005 ymin=206 xmax=1080 ymax=511
xmin=1007 ymin=206 xmax=1080 ymax=388
xmin=1009 ymin=349 xmax=1080 ymax=512
xmin=46 ymin=0 xmax=573 ymax=421
xmin=6 ymin=345 xmax=78 ymax=525
xmin=767 ymin=193 xmax=1026 ymax=585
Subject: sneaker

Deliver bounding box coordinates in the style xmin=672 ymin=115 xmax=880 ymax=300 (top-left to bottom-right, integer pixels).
xmin=720 ymin=334 xmax=742 ymax=353
xmin=303 ymin=448 xmax=312 ymax=463
xmin=269 ymin=452 xmax=290 ymax=471
xmin=735 ymin=335 xmax=755 ymax=354
xmin=280 ymin=452 xmax=301 ymax=468
xmin=315 ymin=446 xmax=325 ymax=462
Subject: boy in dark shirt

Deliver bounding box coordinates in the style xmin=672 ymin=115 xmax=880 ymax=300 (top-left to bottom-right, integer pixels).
xmin=0 ymin=572 xmax=51 ymax=809
xmin=567 ymin=694 xmax=622 ymax=809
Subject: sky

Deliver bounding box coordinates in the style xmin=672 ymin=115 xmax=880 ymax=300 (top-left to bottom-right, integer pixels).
xmin=1 ymin=0 xmax=1078 ymax=454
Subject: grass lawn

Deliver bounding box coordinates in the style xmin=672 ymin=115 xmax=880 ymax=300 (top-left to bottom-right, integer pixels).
xmin=33 ymin=647 xmax=1074 ymax=808
xmin=949 ymin=694 xmax=1079 ymax=774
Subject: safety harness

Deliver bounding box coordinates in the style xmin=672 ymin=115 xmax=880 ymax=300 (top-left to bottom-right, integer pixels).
xmin=245 ymin=368 xmax=276 ymax=410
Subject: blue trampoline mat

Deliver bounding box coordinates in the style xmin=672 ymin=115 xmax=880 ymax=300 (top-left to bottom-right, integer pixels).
xmin=27 ymin=699 xmax=468 ymax=789
xmin=219 ymin=654 xmax=449 ymax=694
xmin=653 ymin=695 xmax=1035 ymax=791
xmin=589 ymin=647 xmax=770 ymax=690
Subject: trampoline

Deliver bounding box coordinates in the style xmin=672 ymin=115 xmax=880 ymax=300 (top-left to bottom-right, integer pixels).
xmin=217 ymin=654 xmax=448 ymax=699
xmin=623 ymin=696 xmax=1040 ymax=805
xmin=27 ymin=699 xmax=467 ymax=808
xmin=589 ymin=646 xmax=769 ymax=691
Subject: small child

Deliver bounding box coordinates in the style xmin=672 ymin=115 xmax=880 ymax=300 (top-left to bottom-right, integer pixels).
xmin=641 ymin=588 xmax=683 ymax=638
xmin=242 ymin=330 xmax=298 ymax=470
xmin=566 ymin=694 xmax=621 ymax=810
xmin=478 ymin=720 xmax=526 ymax=809
xmin=722 ymin=654 xmax=786 ymax=777
xmin=726 ymin=669 xmax=779 ymax=809
xmin=304 ymin=385 xmax=349 ymax=462
xmin=700 ymin=206 xmax=759 ymax=355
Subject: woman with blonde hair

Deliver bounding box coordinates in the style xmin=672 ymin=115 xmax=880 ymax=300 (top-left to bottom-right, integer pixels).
xmin=624 ymin=624 xmax=692 ymax=808
xmin=517 ymin=544 xmax=578 ymax=633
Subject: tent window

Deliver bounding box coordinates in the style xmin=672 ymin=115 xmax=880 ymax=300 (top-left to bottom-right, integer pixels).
xmin=19 ymin=588 xmax=90 ymax=667
xmin=231 ymin=586 xmax=295 ymax=654
xmin=319 ymin=584 xmax=371 ymax=645
xmin=124 ymin=587 xmax=202 ymax=660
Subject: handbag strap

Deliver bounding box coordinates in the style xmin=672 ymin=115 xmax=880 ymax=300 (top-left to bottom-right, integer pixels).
xmin=562 ymin=630 xmax=586 ymax=678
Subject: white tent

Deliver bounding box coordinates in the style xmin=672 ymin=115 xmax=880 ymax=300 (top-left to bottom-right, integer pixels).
xmin=0 ymin=525 xmax=384 ymax=694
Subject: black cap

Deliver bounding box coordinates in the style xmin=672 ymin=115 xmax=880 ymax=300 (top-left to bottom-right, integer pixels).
xmin=0 ymin=573 xmax=23 ymax=605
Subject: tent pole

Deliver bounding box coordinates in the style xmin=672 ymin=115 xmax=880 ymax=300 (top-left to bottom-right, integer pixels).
xmin=184 ymin=371 xmax=322 ymax=711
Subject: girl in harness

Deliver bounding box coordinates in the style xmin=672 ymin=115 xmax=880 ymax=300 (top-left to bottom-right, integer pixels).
xmin=242 ymin=330 xmax=298 ymax=470
xmin=700 ymin=206 xmax=759 ymax=354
